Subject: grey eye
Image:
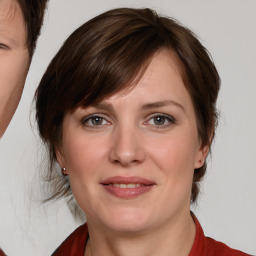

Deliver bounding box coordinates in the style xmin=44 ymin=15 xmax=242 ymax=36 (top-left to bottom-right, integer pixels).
xmin=153 ymin=116 xmax=166 ymax=125
xmin=90 ymin=116 xmax=104 ymax=125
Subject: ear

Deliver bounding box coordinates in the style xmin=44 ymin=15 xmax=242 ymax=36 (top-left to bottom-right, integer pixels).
xmin=194 ymin=143 xmax=210 ymax=169
xmin=55 ymin=146 xmax=66 ymax=168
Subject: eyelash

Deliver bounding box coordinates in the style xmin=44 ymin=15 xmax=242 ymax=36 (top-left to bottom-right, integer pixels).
xmin=145 ymin=113 xmax=176 ymax=129
xmin=0 ymin=43 xmax=9 ymax=50
xmin=81 ymin=113 xmax=176 ymax=129
xmin=81 ymin=114 xmax=111 ymax=128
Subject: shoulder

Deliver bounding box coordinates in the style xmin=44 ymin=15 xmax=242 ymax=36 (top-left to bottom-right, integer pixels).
xmin=0 ymin=248 xmax=7 ymax=256
xmin=205 ymin=236 xmax=252 ymax=256
xmin=51 ymin=223 xmax=88 ymax=256
xmin=190 ymin=213 xmax=252 ymax=256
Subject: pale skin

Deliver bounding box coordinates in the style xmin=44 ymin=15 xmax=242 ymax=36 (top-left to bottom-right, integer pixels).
xmin=57 ymin=49 xmax=209 ymax=256
xmin=0 ymin=0 xmax=30 ymax=137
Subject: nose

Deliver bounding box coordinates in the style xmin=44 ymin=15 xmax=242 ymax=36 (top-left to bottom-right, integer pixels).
xmin=109 ymin=125 xmax=146 ymax=167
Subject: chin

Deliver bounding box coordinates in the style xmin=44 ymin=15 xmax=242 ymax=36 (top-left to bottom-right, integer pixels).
xmin=99 ymin=207 xmax=154 ymax=234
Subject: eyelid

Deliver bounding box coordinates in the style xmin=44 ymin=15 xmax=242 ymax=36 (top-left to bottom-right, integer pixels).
xmin=81 ymin=113 xmax=111 ymax=126
xmin=146 ymin=112 xmax=175 ymax=121
xmin=0 ymin=43 xmax=10 ymax=50
xmin=144 ymin=113 xmax=176 ymax=127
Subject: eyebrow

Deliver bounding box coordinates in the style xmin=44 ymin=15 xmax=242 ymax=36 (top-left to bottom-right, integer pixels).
xmin=90 ymin=100 xmax=184 ymax=112
xmin=91 ymin=102 xmax=114 ymax=112
xmin=141 ymin=100 xmax=184 ymax=111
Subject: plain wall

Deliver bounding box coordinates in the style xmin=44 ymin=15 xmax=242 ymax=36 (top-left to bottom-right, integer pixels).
xmin=0 ymin=0 xmax=255 ymax=255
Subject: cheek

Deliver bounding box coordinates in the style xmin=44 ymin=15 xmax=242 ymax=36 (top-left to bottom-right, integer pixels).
xmin=0 ymin=51 xmax=29 ymax=98
xmin=13 ymin=51 xmax=30 ymax=87
xmin=148 ymin=134 xmax=198 ymax=214
xmin=62 ymin=133 xmax=109 ymax=214
xmin=150 ymin=133 xmax=198 ymax=170
xmin=0 ymin=50 xmax=30 ymax=135
xmin=147 ymin=130 xmax=199 ymax=196
xmin=63 ymin=133 xmax=108 ymax=180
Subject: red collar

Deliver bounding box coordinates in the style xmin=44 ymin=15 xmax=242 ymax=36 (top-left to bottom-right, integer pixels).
xmin=189 ymin=213 xmax=206 ymax=255
xmin=52 ymin=213 xmax=250 ymax=256
xmin=189 ymin=213 xmax=250 ymax=256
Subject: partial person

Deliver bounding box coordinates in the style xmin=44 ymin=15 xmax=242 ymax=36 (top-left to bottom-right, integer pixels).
xmin=0 ymin=0 xmax=48 ymax=138
xmin=0 ymin=0 xmax=48 ymax=254
xmin=35 ymin=8 xmax=251 ymax=256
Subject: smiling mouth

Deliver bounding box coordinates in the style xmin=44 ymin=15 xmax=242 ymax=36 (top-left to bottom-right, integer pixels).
xmin=106 ymin=183 xmax=150 ymax=188
xmin=101 ymin=176 xmax=155 ymax=199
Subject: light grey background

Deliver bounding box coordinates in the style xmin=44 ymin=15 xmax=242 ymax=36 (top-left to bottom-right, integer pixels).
xmin=0 ymin=0 xmax=255 ymax=255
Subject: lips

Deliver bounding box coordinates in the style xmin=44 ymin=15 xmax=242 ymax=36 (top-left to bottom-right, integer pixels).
xmin=100 ymin=176 xmax=155 ymax=199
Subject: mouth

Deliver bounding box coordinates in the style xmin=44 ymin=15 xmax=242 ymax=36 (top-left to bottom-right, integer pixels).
xmin=106 ymin=183 xmax=148 ymax=188
xmin=100 ymin=176 xmax=155 ymax=199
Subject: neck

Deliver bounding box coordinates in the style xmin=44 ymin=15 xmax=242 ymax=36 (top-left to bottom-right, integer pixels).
xmin=85 ymin=210 xmax=196 ymax=256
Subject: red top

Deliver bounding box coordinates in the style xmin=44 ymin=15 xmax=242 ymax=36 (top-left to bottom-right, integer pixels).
xmin=0 ymin=248 xmax=6 ymax=256
xmin=52 ymin=216 xmax=251 ymax=256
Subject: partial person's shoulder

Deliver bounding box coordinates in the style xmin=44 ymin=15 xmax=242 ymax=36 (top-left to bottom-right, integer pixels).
xmin=189 ymin=213 xmax=252 ymax=256
xmin=0 ymin=248 xmax=7 ymax=256
xmin=51 ymin=223 xmax=88 ymax=256
xmin=205 ymin=236 xmax=252 ymax=256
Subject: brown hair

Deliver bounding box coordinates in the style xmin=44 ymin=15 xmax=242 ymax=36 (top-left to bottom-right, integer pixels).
xmin=17 ymin=0 xmax=48 ymax=56
xmin=35 ymin=8 xmax=220 ymax=203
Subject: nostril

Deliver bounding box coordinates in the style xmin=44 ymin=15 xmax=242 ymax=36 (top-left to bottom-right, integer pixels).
xmin=109 ymin=134 xmax=146 ymax=166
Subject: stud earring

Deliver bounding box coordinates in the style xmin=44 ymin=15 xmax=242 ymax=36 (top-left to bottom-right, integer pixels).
xmin=61 ymin=167 xmax=68 ymax=176
xmin=199 ymin=158 xmax=205 ymax=165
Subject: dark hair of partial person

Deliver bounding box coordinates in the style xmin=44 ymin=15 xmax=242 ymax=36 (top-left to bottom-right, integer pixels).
xmin=35 ymin=7 xmax=220 ymax=203
xmin=17 ymin=0 xmax=48 ymax=56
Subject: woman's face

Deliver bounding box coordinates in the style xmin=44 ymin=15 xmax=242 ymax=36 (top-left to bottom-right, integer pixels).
xmin=57 ymin=49 xmax=207 ymax=234
xmin=0 ymin=0 xmax=30 ymax=137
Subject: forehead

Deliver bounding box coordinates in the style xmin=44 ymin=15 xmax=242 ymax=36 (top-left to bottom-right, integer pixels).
xmin=93 ymin=49 xmax=190 ymax=112
xmin=74 ymin=48 xmax=188 ymax=112
xmin=0 ymin=0 xmax=27 ymax=46
xmin=109 ymin=49 xmax=186 ymax=99
xmin=0 ymin=0 xmax=18 ymax=21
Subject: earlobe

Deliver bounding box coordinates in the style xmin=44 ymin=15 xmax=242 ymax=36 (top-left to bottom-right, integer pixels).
xmin=61 ymin=167 xmax=68 ymax=176
xmin=56 ymin=147 xmax=66 ymax=168
xmin=194 ymin=144 xmax=209 ymax=169
xmin=56 ymin=149 xmax=69 ymax=176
